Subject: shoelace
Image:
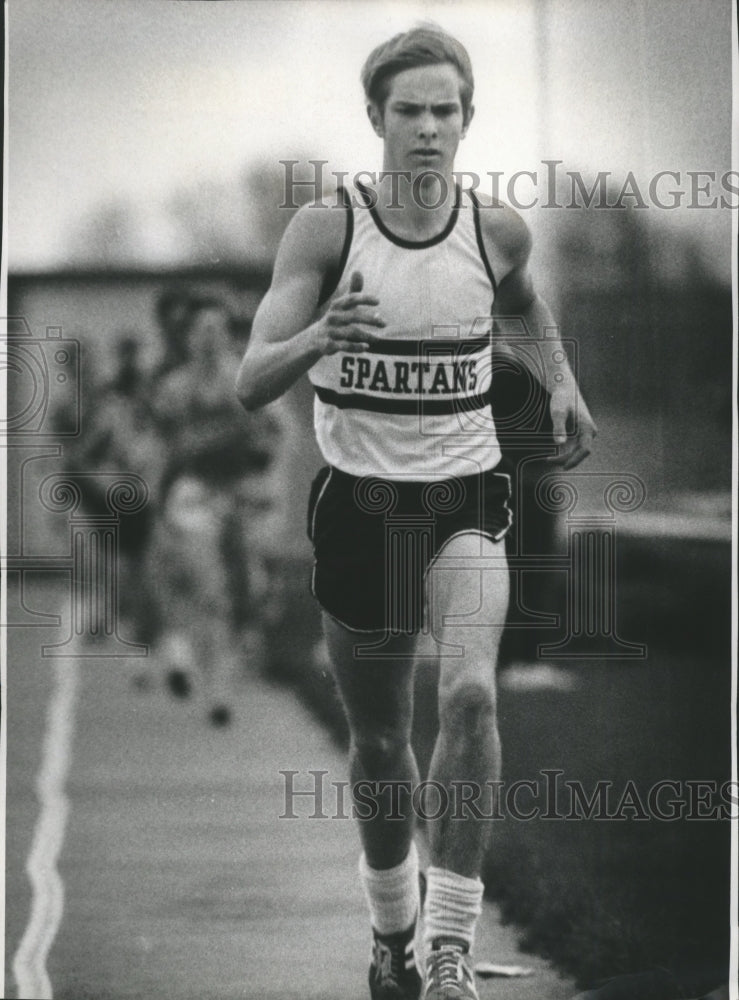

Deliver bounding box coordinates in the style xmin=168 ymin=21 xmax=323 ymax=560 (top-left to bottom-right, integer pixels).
xmin=428 ymin=945 xmax=466 ymax=989
xmin=373 ymin=939 xmax=401 ymax=986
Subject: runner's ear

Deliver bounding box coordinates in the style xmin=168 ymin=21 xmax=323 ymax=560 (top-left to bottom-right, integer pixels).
xmin=461 ymin=103 xmax=475 ymax=138
xmin=367 ymin=103 xmax=384 ymax=137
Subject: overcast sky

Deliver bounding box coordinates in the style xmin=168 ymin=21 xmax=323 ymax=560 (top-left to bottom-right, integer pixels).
xmin=7 ymin=0 xmax=734 ymax=275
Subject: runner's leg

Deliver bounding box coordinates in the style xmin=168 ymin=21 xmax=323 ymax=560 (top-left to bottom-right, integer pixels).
xmin=325 ymin=614 xmax=424 ymax=997
xmin=423 ymin=530 xmax=508 ymax=973
xmin=324 ymin=613 xmax=419 ymax=869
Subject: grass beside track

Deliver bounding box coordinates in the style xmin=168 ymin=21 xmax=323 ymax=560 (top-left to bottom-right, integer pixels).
xmin=272 ymin=599 xmax=731 ymax=992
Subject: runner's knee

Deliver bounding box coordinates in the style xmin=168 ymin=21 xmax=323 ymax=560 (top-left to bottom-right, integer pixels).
xmin=438 ymin=677 xmax=496 ymax=736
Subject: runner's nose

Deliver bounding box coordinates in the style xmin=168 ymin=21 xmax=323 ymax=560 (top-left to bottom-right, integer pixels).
xmin=418 ymin=112 xmax=438 ymax=140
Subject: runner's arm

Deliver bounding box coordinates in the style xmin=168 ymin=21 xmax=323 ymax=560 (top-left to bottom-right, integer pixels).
xmin=236 ymin=206 xmax=385 ymax=411
xmin=488 ymin=211 xmax=597 ymax=469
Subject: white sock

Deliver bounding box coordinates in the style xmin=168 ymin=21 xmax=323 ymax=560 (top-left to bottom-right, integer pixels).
xmin=359 ymin=842 xmax=420 ymax=936
xmin=423 ymin=866 xmax=483 ymax=952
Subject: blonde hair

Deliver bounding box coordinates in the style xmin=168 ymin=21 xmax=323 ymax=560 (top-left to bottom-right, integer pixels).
xmin=361 ymin=24 xmax=474 ymax=125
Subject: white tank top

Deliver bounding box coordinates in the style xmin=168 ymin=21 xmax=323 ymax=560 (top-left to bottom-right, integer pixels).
xmin=308 ymin=183 xmax=502 ymax=480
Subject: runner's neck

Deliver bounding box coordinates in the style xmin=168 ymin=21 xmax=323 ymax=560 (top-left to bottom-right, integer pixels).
xmin=366 ymin=171 xmax=458 ymax=242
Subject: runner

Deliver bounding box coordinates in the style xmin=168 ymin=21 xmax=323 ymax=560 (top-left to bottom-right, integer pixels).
xmin=236 ymin=24 xmax=596 ymax=999
xmin=153 ymin=295 xmax=278 ymax=723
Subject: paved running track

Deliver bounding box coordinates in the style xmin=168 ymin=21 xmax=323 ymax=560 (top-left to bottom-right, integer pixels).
xmin=5 ymin=581 xmax=573 ymax=1000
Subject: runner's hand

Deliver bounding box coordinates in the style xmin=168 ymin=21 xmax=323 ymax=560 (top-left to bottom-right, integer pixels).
xmin=314 ymin=270 xmax=385 ymax=355
xmin=547 ymin=386 xmax=597 ymax=470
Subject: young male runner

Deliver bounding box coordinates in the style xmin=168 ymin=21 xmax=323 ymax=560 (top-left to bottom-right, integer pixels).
xmin=236 ymin=25 xmax=596 ymax=1000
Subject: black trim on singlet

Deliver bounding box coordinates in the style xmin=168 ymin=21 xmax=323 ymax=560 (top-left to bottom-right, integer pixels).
xmin=317 ymin=186 xmax=354 ymax=307
xmin=468 ymin=189 xmax=498 ymax=295
xmin=367 ymin=334 xmax=493 ymax=356
xmin=314 ymin=384 xmax=489 ymax=416
xmin=356 ymin=180 xmax=461 ymax=249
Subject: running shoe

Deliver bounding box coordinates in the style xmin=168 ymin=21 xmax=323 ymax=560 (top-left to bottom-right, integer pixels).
xmin=424 ymin=940 xmax=479 ymax=999
xmin=369 ymin=922 xmax=423 ymax=1000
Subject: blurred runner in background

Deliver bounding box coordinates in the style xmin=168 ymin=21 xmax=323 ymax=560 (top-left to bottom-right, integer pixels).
xmin=153 ymin=286 xmax=196 ymax=381
xmin=67 ymin=329 xmax=162 ymax=646
xmin=150 ymin=294 xmax=281 ymax=725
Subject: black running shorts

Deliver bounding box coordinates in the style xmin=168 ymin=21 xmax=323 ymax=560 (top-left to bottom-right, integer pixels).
xmin=306 ymin=465 xmax=513 ymax=634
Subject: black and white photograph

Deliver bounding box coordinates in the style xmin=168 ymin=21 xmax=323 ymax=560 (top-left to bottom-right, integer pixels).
xmin=3 ymin=2 xmax=736 ymax=999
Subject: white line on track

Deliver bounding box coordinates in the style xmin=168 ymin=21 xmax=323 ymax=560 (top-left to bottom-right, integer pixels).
xmin=12 ymin=649 xmax=80 ymax=1000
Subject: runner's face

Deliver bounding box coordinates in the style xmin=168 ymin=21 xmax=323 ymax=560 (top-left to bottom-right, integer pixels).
xmin=372 ymin=63 xmax=470 ymax=176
